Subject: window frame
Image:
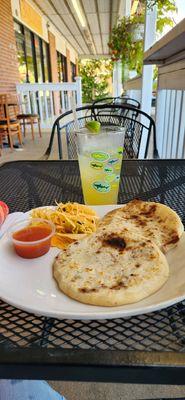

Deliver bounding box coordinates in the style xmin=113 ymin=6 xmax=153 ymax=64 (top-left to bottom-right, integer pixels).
xmin=14 ymin=19 xmax=51 ymax=84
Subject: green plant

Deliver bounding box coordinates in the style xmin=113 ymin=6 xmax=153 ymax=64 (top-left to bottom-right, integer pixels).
xmin=78 ymin=59 xmax=113 ymax=103
xmin=141 ymin=0 xmax=177 ymax=32
xmin=142 ymin=0 xmax=176 ymax=10
xmin=108 ymin=0 xmax=177 ymax=76
xmin=108 ymin=15 xmax=144 ymax=75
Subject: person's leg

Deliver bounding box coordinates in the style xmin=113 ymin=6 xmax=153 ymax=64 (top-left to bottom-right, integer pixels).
xmin=0 ymin=380 xmax=66 ymax=400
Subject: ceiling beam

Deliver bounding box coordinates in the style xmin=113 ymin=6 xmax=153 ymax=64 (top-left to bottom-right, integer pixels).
xmin=80 ymin=54 xmax=111 ymax=59
xmin=95 ymin=0 xmax=103 ymax=54
xmin=118 ymin=0 xmax=131 ymax=17
xmin=33 ymin=0 xmax=85 ymax=54
xmin=109 ymin=0 xmax=112 ymax=44
xmin=63 ymin=0 xmax=95 ymax=54
xmin=49 ymin=0 xmax=88 ymax=53
xmin=79 ymin=0 xmax=97 ymax=54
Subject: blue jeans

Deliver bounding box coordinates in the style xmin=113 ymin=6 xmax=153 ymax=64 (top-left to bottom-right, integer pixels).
xmin=0 ymin=380 xmax=66 ymax=400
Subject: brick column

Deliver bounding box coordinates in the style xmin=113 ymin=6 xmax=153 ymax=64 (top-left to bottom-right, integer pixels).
xmin=66 ymin=48 xmax=71 ymax=82
xmin=48 ymin=31 xmax=60 ymax=114
xmin=48 ymin=31 xmax=58 ymax=83
xmin=75 ymin=57 xmax=79 ymax=76
xmin=0 ymin=0 xmax=19 ymax=93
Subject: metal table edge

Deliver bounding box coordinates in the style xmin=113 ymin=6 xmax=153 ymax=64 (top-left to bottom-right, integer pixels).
xmin=0 ymin=348 xmax=185 ymax=383
xmin=1 ymin=159 xmax=185 ymax=168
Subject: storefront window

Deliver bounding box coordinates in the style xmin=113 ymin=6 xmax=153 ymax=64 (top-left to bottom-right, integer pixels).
xmin=24 ymin=28 xmax=36 ymax=83
xmin=57 ymin=52 xmax=68 ymax=82
xmin=14 ymin=20 xmax=51 ymax=83
xmin=14 ymin=22 xmax=27 ymax=83
xmin=71 ymin=62 xmax=76 ymax=82
xmin=43 ymin=42 xmax=51 ymax=82
xmin=61 ymin=54 xmax=67 ymax=81
xmin=57 ymin=52 xmax=63 ymax=82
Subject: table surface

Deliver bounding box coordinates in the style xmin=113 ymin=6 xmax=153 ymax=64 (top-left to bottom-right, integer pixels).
xmin=1 ymin=159 xmax=185 ymax=384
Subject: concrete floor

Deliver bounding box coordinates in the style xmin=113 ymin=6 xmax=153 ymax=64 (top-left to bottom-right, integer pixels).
xmin=0 ymin=128 xmax=60 ymax=163
xmin=49 ymin=381 xmax=185 ymax=400
xmin=1 ymin=129 xmax=185 ymax=399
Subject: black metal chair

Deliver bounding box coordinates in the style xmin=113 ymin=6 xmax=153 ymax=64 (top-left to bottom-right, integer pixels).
xmin=43 ymin=104 xmax=158 ymax=160
xmin=92 ymin=96 xmax=140 ymax=121
xmin=92 ymin=95 xmax=140 ymax=109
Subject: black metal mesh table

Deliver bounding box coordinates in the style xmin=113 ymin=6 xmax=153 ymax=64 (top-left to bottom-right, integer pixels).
xmin=1 ymin=160 xmax=185 ymax=384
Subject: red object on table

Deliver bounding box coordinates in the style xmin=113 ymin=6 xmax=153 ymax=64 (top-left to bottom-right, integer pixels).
xmin=0 ymin=201 xmax=9 ymax=225
xmin=12 ymin=224 xmax=52 ymax=258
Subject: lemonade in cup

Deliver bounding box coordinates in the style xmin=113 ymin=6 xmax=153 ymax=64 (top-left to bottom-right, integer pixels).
xmin=76 ymin=123 xmax=125 ymax=205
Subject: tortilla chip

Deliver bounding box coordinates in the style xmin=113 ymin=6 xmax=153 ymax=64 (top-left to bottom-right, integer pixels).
xmin=51 ymin=233 xmax=87 ymax=250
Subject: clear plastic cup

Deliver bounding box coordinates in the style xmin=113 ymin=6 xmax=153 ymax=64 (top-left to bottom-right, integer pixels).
xmin=8 ymin=218 xmax=55 ymax=259
xmin=76 ymin=126 xmax=125 ymax=205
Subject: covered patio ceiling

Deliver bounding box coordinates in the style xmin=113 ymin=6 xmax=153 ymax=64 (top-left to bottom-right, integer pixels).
xmin=33 ymin=0 xmax=132 ymax=57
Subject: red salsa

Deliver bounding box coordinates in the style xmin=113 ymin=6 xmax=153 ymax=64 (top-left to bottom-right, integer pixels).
xmin=13 ymin=224 xmax=52 ymax=259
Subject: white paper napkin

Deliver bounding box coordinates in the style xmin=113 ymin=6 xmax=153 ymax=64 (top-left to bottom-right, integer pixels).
xmin=0 ymin=212 xmax=25 ymax=239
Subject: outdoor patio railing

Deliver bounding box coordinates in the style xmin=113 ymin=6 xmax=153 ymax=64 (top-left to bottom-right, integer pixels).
xmin=16 ymin=77 xmax=82 ymax=129
xmin=143 ymin=18 xmax=185 ymax=159
xmin=155 ymin=61 xmax=185 ymax=159
xmin=124 ymin=75 xmax=142 ymax=104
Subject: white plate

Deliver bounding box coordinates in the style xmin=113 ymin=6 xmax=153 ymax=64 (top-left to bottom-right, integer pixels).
xmin=0 ymin=205 xmax=185 ymax=320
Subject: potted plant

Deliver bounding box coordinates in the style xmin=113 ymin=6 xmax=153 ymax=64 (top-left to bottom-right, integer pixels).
xmin=108 ymin=0 xmax=177 ymax=76
xmin=108 ymin=16 xmax=144 ymax=75
xmin=108 ymin=17 xmax=133 ymax=63
xmin=127 ymin=14 xmax=145 ymax=42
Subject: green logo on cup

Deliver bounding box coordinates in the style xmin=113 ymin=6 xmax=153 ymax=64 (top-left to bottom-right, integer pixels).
xmin=92 ymin=181 xmax=110 ymax=193
xmin=108 ymin=158 xmax=119 ymax=165
xmin=117 ymin=146 xmax=123 ymax=155
xmin=104 ymin=166 xmax=113 ymax=174
xmin=90 ymin=161 xmax=103 ymax=170
xmin=91 ymin=151 xmax=109 ymax=162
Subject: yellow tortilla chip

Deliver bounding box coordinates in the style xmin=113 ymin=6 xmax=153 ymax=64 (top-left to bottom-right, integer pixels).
xmin=51 ymin=233 xmax=87 ymax=250
xmin=51 ymin=235 xmax=76 ymax=250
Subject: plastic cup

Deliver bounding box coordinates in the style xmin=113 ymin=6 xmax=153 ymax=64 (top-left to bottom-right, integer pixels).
xmin=76 ymin=126 xmax=125 ymax=205
xmin=8 ymin=218 xmax=55 ymax=258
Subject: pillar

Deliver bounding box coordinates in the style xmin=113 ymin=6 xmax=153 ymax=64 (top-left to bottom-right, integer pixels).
xmin=113 ymin=61 xmax=122 ymax=97
xmin=139 ymin=5 xmax=157 ymax=158
xmin=140 ymin=6 xmax=157 ymax=115
xmin=0 ymin=0 xmax=19 ymax=93
xmin=66 ymin=48 xmax=71 ymax=82
xmin=75 ymin=57 xmax=79 ymax=76
xmin=48 ymin=30 xmax=60 ymax=114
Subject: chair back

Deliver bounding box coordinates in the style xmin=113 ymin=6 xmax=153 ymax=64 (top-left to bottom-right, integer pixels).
xmin=92 ymin=96 xmax=140 ymax=121
xmin=92 ymin=96 xmax=140 ymax=109
xmin=43 ymin=104 xmax=157 ymax=160
xmin=0 ymin=93 xmax=19 ymax=123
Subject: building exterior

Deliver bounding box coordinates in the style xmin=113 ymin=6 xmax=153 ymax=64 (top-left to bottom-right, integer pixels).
xmin=0 ymin=0 xmax=78 ymax=94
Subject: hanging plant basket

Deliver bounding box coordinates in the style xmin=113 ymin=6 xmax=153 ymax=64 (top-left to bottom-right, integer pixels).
xmin=127 ymin=23 xmax=145 ymax=42
xmin=108 ymin=15 xmax=145 ymax=65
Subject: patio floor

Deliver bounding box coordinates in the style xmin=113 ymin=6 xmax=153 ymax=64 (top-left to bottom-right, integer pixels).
xmin=0 ymin=129 xmax=60 ymax=163
xmin=49 ymin=381 xmax=185 ymax=399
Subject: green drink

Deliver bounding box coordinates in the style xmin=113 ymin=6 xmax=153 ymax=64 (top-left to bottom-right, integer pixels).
xmin=76 ymin=126 xmax=124 ymax=205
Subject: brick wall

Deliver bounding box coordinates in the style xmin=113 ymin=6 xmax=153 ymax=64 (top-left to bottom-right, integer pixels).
xmin=75 ymin=57 xmax=78 ymax=76
xmin=0 ymin=0 xmax=19 ymax=93
xmin=48 ymin=31 xmax=59 ymax=83
xmin=48 ymin=31 xmax=60 ymax=113
xmin=66 ymin=48 xmax=71 ymax=82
